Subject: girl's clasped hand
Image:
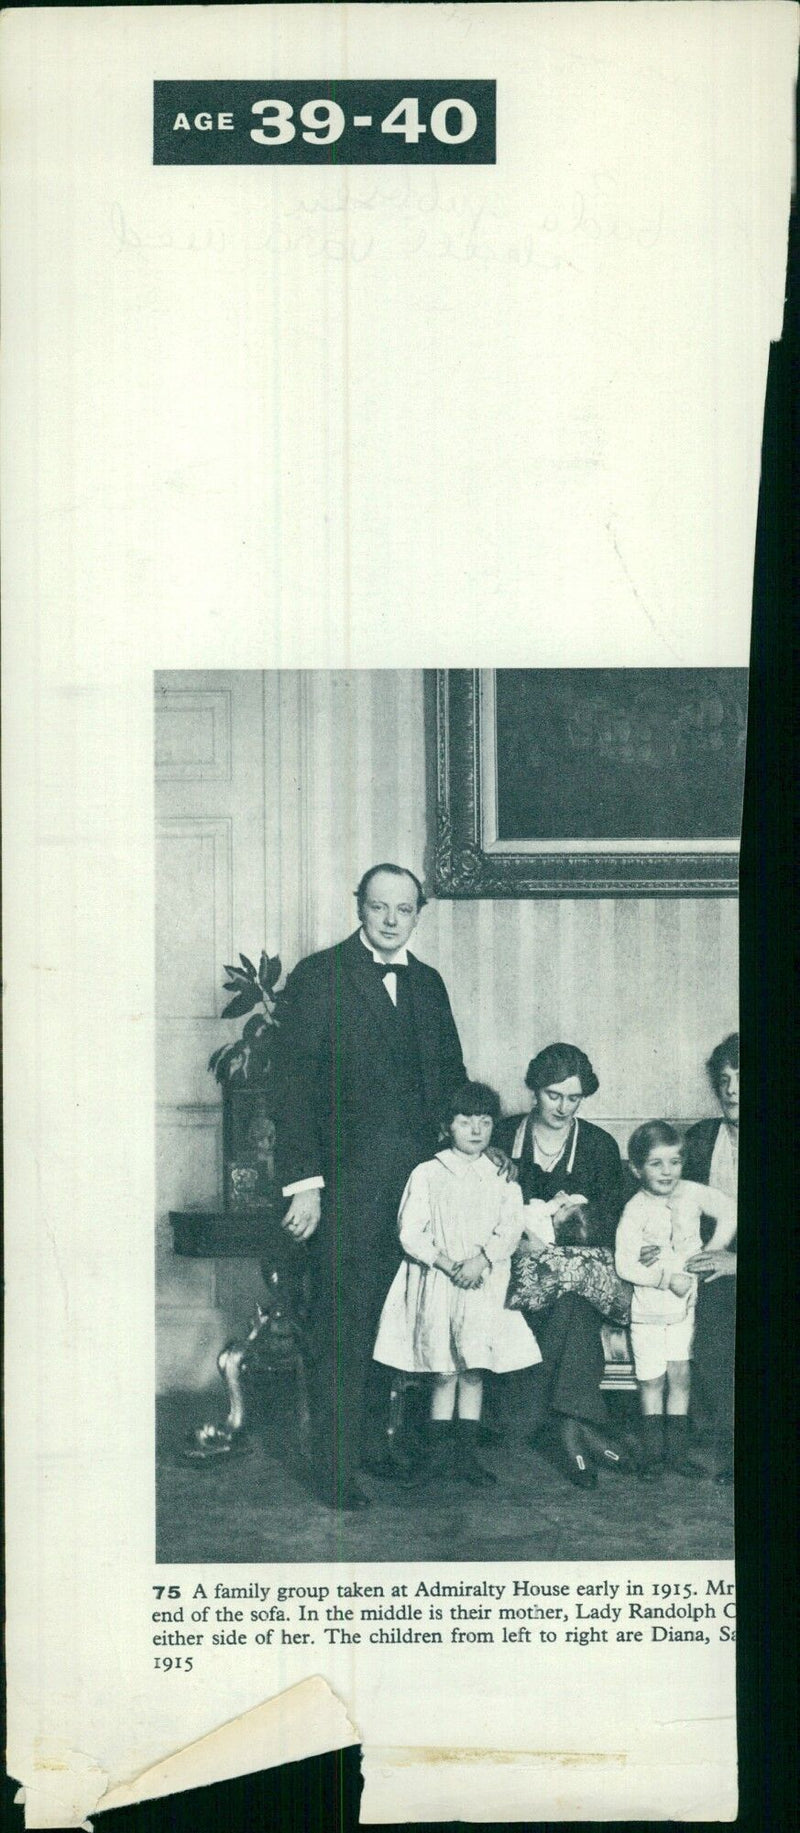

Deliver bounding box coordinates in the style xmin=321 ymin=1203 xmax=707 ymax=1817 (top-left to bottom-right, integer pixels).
xmin=453 ymin=1251 xmax=488 ymax=1289
xmin=435 ymin=1250 xmax=488 ymax=1288
xmin=372 ymin=1079 xmax=541 ymax=1491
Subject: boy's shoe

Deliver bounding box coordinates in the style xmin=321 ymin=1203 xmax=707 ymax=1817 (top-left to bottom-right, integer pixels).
xmin=665 ymin=1415 xmax=705 ymax=1479
xmin=638 ymin=1460 xmax=665 ymax=1484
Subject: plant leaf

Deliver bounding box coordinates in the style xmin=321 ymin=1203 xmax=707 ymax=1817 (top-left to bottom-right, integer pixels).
xmin=239 ymin=953 xmax=257 ymax=977
xmin=257 ymin=953 xmax=282 ymax=995
xmin=242 ymin=1014 xmax=267 ymax=1043
xmin=221 ymin=989 xmax=261 ymax=1019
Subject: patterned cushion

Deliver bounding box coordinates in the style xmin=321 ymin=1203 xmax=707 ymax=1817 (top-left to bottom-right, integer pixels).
xmin=509 ymin=1246 xmax=632 ymax=1325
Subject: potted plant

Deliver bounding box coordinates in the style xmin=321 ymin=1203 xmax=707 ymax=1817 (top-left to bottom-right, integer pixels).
xmin=208 ymin=952 xmax=284 ymax=1214
xmin=176 ymin=952 xmax=307 ymax=1460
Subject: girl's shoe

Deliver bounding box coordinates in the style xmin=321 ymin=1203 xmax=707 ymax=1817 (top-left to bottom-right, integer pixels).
xmin=559 ymin=1417 xmax=598 ymax=1490
xmin=456 ymin=1419 xmax=498 ymax=1488
xmin=421 ymin=1419 xmax=457 ymax=1483
xmin=637 ymin=1459 xmax=665 ymax=1484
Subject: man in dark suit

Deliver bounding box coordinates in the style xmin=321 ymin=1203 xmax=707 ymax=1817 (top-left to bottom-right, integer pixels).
xmin=275 ymin=864 xmax=466 ymax=1510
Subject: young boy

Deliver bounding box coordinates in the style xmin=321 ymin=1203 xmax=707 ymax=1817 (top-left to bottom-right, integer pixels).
xmin=615 ymin=1122 xmax=737 ymax=1480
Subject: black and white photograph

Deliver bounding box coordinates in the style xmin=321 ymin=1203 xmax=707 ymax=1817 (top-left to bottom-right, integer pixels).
xmin=156 ymin=668 xmax=742 ymax=1564
xmin=7 ymin=3 xmax=795 ymax=1821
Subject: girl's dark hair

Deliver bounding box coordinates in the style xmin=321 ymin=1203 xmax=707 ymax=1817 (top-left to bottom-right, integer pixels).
xmin=355 ymin=863 xmax=427 ymax=915
xmin=706 ymin=1032 xmax=739 ymax=1096
xmin=443 ymin=1080 xmax=501 ymax=1128
xmin=525 ymin=1042 xmax=599 ymax=1099
xmin=628 ymin=1120 xmax=683 ymax=1172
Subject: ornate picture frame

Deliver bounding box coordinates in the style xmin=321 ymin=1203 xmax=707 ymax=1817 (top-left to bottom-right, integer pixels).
xmin=433 ymin=669 xmax=746 ymax=898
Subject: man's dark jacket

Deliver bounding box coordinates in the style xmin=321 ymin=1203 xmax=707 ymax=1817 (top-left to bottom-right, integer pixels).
xmin=275 ymin=929 xmax=466 ymax=1353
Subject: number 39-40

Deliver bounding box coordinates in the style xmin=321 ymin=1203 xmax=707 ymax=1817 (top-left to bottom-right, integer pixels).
xmin=250 ymin=95 xmax=477 ymax=147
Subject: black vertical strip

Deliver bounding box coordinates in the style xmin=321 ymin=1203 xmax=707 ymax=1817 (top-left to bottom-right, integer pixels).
xmin=736 ymin=164 xmax=799 ymax=1828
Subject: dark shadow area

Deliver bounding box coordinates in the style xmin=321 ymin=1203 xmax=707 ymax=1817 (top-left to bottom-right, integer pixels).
xmin=733 ymin=166 xmax=799 ymax=1833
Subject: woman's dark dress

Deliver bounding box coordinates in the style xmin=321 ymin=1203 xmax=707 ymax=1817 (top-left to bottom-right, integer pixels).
xmin=495 ymin=1114 xmax=625 ymax=1433
xmin=683 ymin=1119 xmax=737 ymax=1469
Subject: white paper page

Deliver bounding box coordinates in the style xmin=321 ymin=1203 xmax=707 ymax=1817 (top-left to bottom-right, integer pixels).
xmin=3 ymin=4 xmax=796 ymax=1826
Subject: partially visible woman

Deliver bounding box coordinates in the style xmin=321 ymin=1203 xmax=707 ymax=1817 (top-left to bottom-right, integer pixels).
xmin=497 ymin=1043 xmax=628 ymax=1488
xmin=684 ymin=1033 xmax=739 ymax=1483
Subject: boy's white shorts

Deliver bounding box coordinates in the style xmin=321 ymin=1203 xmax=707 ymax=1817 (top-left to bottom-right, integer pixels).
xmin=630 ymin=1310 xmax=696 ymax=1381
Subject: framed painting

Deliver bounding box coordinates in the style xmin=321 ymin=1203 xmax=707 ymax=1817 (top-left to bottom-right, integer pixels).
xmin=433 ymin=668 xmax=748 ymax=897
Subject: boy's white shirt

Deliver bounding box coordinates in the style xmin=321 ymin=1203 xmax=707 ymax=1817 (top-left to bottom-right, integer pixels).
xmin=615 ymin=1180 xmax=737 ymax=1296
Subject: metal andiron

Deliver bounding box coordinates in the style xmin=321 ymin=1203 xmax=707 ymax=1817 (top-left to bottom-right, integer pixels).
xmin=170 ymin=1205 xmax=308 ymax=1463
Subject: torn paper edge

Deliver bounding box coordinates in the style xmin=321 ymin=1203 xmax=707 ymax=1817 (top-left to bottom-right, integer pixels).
xmin=11 ymin=1678 xmax=359 ymax=1830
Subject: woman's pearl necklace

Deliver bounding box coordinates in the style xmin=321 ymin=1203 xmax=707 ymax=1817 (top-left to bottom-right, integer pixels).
xmin=532 ymin=1126 xmax=569 ymax=1163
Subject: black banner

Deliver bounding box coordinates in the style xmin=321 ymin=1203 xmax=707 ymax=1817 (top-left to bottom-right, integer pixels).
xmin=154 ymin=81 xmax=496 ymax=165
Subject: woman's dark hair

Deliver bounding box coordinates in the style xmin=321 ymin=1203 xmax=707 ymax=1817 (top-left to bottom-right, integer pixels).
xmin=443 ymin=1080 xmax=501 ymax=1129
xmin=524 ymin=1043 xmax=599 ymax=1099
xmin=706 ymin=1032 xmax=739 ymax=1097
xmin=628 ymin=1120 xmax=683 ymax=1172
xmin=355 ymin=862 xmax=427 ymax=916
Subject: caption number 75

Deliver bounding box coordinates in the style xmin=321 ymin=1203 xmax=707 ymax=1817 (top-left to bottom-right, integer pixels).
xmin=251 ymin=95 xmax=478 ymax=147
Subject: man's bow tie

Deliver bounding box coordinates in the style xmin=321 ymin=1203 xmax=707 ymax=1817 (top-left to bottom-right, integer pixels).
xmin=374 ymin=959 xmax=408 ymax=977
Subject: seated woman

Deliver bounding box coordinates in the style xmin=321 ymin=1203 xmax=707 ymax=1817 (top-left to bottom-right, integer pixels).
xmin=496 ymin=1042 xmax=630 ymax=1488
xmin=684 ymin=1032 xmax=739 ymax=1483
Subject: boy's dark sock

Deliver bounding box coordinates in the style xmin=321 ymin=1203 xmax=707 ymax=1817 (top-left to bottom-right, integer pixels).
xmin=638 ymin=1414 xmax=665 ymax=1481
xmin=455 ymin=1418 xmax=498 ymax=1488
xmin=665 ymin=1413 xmax=704 ymax=1478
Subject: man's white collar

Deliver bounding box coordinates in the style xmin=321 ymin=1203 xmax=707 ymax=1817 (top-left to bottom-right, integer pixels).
xmin=359 ymin=927 xmax=410 ymax=967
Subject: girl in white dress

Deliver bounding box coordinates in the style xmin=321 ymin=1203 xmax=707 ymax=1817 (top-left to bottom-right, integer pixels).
xmin=373 ymin=1082 xmax=540 ymax=1486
